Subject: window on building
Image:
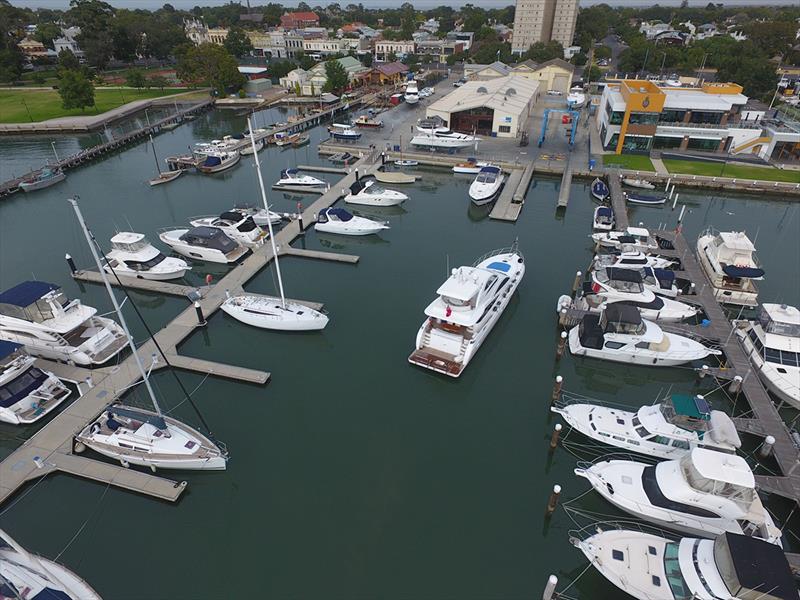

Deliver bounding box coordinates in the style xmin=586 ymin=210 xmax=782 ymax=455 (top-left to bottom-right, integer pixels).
xmin=621 ymin=135 xmax=652 ymax=152
xmin=687 ymin=137 xmax=720 ymax=151
xmin=609 ymin=110 xmax=625 ymax=125
xmin=499 ymin=125 xmax=511 ymax=133
xmin=689 ymin=111 xmax=723 ymax=125
xmin=628 ymin=112 xmax=659 ymax=125
xmin=660 ymin=109 xmax=686 ymax=123
xmin=605 ymin=133 xmax=619 ymax=150
xmin=653 ymin=136 xmax=682 ymax=149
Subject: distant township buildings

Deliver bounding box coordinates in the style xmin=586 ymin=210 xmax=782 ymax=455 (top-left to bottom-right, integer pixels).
xmin=511 ymin=0 xmax=579 ymax=54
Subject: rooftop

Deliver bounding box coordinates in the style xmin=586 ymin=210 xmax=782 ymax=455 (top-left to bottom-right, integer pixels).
xmin=427 ymin=75 xmax=538 ymax=117
xmin=689 ymin=448 xmax=754 ymax=488
xmin=719 ymin=231 xmax=756 ymax=251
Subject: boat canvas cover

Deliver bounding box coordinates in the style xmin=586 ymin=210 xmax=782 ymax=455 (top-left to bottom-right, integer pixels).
xmin=0 ymin=366 xmax=49 ymax=409
xmin=349 ymin=180 xmax=367 ymax=195
xmin=671 ymin=394 xmax=710 ymax=420
xmin=722 ymin=265 xmax=765 ymax=279
xmin=607 ymin=267 xmax=643 ymax=283
xmin=0 ymin=340 xmax=22 ymax=361
xmin=182 ymin=227 xmax=238 ymax=253
xmin=220 ymin=211 xmax=245 ymax=222
xmin=708 ymin=411 xmax=742 ymax=447
xmin=0 ymin=281 xmax=59 ymax=308
xmin=202 ymin=155 xmax=222 ymax=167
xmin=326 ymin=208 xmax=353 ymax=221
xmin=714 ymin=533 xmax=796 ymax=600
xmin=109 ymin=406 xmax=167 ymax=431
xmin=603 ymin=303 xmax=642 ymax=325
xmin=596 ymin=207 xmax=613 ymax=217
xmin=653 ymin=268 xmax=675 ymax=284
xmin=486 ymin=262 xmax=510 ymax=273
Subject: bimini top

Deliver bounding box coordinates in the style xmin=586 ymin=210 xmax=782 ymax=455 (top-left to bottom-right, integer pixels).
xmin=718 ymin=231 xmax=756 ymax=251
xmin=0 ymin=340 xmax=23 ymax=361
xmin=671 ymin=394 xmax=711 ymax=420
xmin=180 ymin=227 xmax=238 ymax=252
xmin=108 ymin=405 xmax=167 ymax=431
xmin=606 ymin=267 xmax=643 ymax=283
xmin=202 ymin=155 xmax=222 ymax=167
xmin=0 ymin=281 xmax=60 ymax=308
xmin=714 ymin=533 xmax=796 ymax=600
xmin=349 ymin=180 xmax=368 ymax=195
xmin=110 ymin=232 xmax=146 ymax=245
xmin=219 ymin=211 xmax=246 ymax=222
xmin=326 ymin=208 xmax=353 ymax=221
xmin=688 ymin=447 xmax=754 ymax=487
xmin=281 ymin=168 xmax=300 ymax=177
xmin=596 ymin=206 xmax=613 ymax=217
xmin=722 ymin=265 xmax=765 ymax=279
xmin=603 ymin=303 xmax=642 ymax=325
xmin=652 ymin=268 xmax=675 ymax=282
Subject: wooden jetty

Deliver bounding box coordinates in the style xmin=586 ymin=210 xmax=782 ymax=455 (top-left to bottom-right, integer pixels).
xmin=556 ymin=157 xmax=574 ymax=208
xmin=607 ymin=172 xmax=629 ymax=230
xmin=295 ymin=164 xmax=348 ymax=174
xmin=283 ymin=246 xmax=359 ymax=264
xmin=489 ymin=170 xmax=524 ymax=222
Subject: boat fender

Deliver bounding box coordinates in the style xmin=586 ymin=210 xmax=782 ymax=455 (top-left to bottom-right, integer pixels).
xmin=120 ymin=459 xmax=130 ymax=468
xmin=74 ymin=441 xmax=85 ymax=453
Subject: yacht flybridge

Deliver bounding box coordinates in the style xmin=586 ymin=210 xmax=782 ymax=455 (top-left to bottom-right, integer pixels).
xmin=409 ymin=244 xmax=524 ymax=377
xmin=0 ymin=341 xmax=70 ymax=425
xmin=0 ymin=281 xmax=127 ymax=366
xmin=68 ymin=198 xmax=228 ymax=471
xmin=569 ymin=303 xmax=720 ymax=366
xmin=104 ymin=232 xmax=190 ymax=281
xmin=576 ymin=448 xmax=782 ymax=545
xmin=0 ymin=528 xmax=101 ymax=600
xmin=572 ymin=530 xmax=796 ymax=600
xmin=737 ymin=303 xmax=800 ymax=408
xmin=189 ymin=212 xmax=266 ymax=247
xmin=592 ymin=227 xmax=659 ymax=252
xmin=697 ymin=229 xmax=763 ymax=307
xmin=552 ymin=394 xmax=741 ymax=460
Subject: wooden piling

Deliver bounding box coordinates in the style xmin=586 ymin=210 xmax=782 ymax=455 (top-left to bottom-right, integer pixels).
xmin=546 ymin=485 xmax=561 ymax=515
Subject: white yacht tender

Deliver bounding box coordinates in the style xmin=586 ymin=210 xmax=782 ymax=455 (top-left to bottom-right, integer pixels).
xmin=577 ymin=448 xmax=782 ymax=545
xmin=0 ymin=281 xmax=127 ymax=366
xmin=104 ymin=232 xmax=190 ymax=281
xmin=697 ymin=230 xmax=763 ymax=307
xmin=552 ymin=393 xmax=741 ymax=460
xmin=593 ymin=206 xmax=615 ymax=231
xmin=314 ymin=207 xmax=389 ymax=236
xmin=189 ymin=212 xmax=266 ymax=247
xmin=344 ymin=179 xmax=408 ymax=207
xmin=468 ymin=166 xmax=504 ymax=205
xmin=409 ymin=244 xmax=524 ymax=377
xmin=0 ymin=341 xmax=70 ymax=425
xmin=736 ymin=303 xmax=800 ymax=408
xmin=275 ymin=168 xmax=326 ymax=188
xmin=0 ymin=528 xmax=101 ymax=600
xmin=159 ymin=226 xmax=249 ymax=264
xmin=592 ymin=227 xmax=659 ymax=252
xmin=572 ymin=529 xmax=796 ymax=600
xmin=568 ymin=303 xmax=720 ymax=366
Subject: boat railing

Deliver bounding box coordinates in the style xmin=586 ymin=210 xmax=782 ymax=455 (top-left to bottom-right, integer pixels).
xmin=472 ymin=239 xmax=523 ymax=266
xmin=567 ymin=516 xmax=682 ymax=545
xmin=553 ymin=391 xmax=662 ymax=413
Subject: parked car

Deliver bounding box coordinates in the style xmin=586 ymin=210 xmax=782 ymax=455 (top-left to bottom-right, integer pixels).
xmin=547 ymin=89 xmax=563 ymax=96
xmin=453 ymin=78 xmax=467 ymax=87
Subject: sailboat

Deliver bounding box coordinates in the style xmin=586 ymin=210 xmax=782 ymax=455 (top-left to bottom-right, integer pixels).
xmin=220 ymin=118 xmax=329 ymax=332
xmin=148 ymin=134 xmax=182 ymax=186
xmin=68 ymin=198 xmax=227 ymax=471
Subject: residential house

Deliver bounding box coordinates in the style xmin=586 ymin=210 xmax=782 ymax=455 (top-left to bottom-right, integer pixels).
xmin=446 ymin=31 xmax=474 ymax=51
xmin=280 ymin=11 xmax=319 ymax=29
xmin=301 ymin=56 xmax=371 ymax=95
xmin=279 ymin=68 xmax=309 ymax=91
xmin=492 ymin=24 xmax=513 ymax=42
xmin=415 ymin=40 xmax=464 ymax=63
xmin=303 ymin=38 xmax=349 ymax=56
xmin=374 ymin=40 xmax=415 ymax=62
xmin=419 ymin=19 xmax=439 ymax=34
xmin=639 ymin=21 xmax=673 ymax=40
xmin=372 ymin=61 xmax=409 ymax=85
xmin=17 ymin=37 xmax=48 ymax=58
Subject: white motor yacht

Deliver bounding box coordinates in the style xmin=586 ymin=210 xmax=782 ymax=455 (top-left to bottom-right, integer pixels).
xmin=593 ymin=250 xmax=677 ymax=271
xmin=592 ymin=227 xmax=659 ymax=252
xmin=0 ymin=281 xmax=127 ymax=366
xmin=552 ymin=393 xmax=741 ymax=460
xmin=159 ymin=227 xmax=249 ymax=264
xmin=103 ymin=232 xmax=190 ymax=281
xmin=229 ymin=203 xmax=283 ymax=226
xmin=275 ymin=168 xmax=326 ymax=188
xmin=697 ymin=229 xmax=763 ymax=307
xmin=452 ymin=160 xmax=487 ymax=174
xmin=409 ymin=244 xmax=524 ymax=378
xmin=468 ymin=166 xmax=504 ymax=205
xmin=594 ymin=264 xmax=681 ymax=298
xmin=221 ymin=293 xmax=329 ymax=331
xmin=736 ymin=303 xmax=799 ymax=408
xmin=328 ymin=123 xmax=362 ymax=141
xmin=567 ymin=86 xmax=586 ymax=108
xmin=344 ymin=179 xmax=408 ymax=207
xmin=0 ymin=341 xmax=70 ymax=425
xmin=0 ymin=528 xmax=101 ymax=600
xmin=189 ymin=212 xmax=266 ymax=247
xmin=593 ymin=206 xmax=615 ymax=231
xmin=195 ymin=150 xmax=240 ymax=174
xmin=568 ymin=303 xmax=720 ymax=366
xmin=576 ymin=448 xmax=782 ymax=545
xmin=404 ymin=79 xmax=420 ymax=105
xmin=572 ymin=529 xmax=796 ymax=600
xmin=314 ymin=207 xmax=389 ymax=236
xmin=411 ymin=130 xmax=476 ymax=150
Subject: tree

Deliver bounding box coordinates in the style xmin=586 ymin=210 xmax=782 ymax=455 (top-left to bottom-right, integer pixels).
xmin=224 ymin=27 xmax=253 ymax=58
xmin=296 ymin=51 xmax=316 ymax=71
xmin=58 ymin=48 xmax=80 ymax=71
xmin=67 ymin=0 xmax=115 ymax=69
xmin=268 ymin=59 xmax=295 ymax=80
xmin=594 ymin=45 xmax=612 ymax=60
xmin=571 ymin=52 xmax=587 ymax=66
xmin=323 ymin=58 xmax=348 ymax=92
xmin=0 ymin=48 xmax=24 ymax=83
xmin=34 ymin=22 xmax=61 ymax=49
xmin=58 ymin=68 xmax=95 ymax=111
xmin=361 ymin=52 xmax=373 ymax=67
xmin=176 ymin=42 xmax=245 ymax=95
xmin=746 ymin=20 xmax=797 ymax=58
xmin=126 ymin=68 xmax=146 ymax=89
xmin=524 ymin=40 xmax=563 ymax=62
xmin=149 ymin=74 xmax=169 ymax=90
xmin=583 ymin=65 xmax=602 ymax=83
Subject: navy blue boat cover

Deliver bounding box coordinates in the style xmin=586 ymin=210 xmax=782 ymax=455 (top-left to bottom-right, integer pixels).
xmin=0 ymin=281 xmax=59 ymax=307
xmin=327 ymin=208 xmax=353 ymax=221
xmin=722 ymin=265 xmax=765 ymax=279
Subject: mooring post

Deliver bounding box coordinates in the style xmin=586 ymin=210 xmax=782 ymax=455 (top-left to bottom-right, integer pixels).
xmin=571 ymin=270 xmax=582 ymax=294
xmin=556 ymin=331 xmax=567 ymax=360
xmin=551 ymin=375 xmax=563 ymax=404
xmin=728 ymin=375 xmax=743 ymax=394
xmin=549 ymin=424 xmax=562 ymax=451
xmin=758 ymin=435 xmax=775 ymax=459
xmin=698 ymin=365 xmax=709 ymax=379
xmin=542 ymin=575 xmax=558 ymax=600
xmin=546 ymin=485 xmax=561 ymax=515
xmin=65 ymin=253 xmax=77 ymax=274
xmin=355 ymin=168 xmax=359 ymax=182
xmin=559 ymin=308 xmax=568 ymax=328
xmin=194 ymin=301 xmax=207 ymax=326
xmin=297 ymin=201 xmax=304 ymax=231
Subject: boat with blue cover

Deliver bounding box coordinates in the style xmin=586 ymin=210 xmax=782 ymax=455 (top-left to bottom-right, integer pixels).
xmin=626 ymin=191 xmax=667 ymax=205
xmin=593 ymin=205 xmax=615 ymax=231
xmin=314 ymin=207 xmax=389 ymax=236
xmin=196 ymin=150 xmax=240 ymax=174
xmin=18 ymin=168 xmax=66 ymax=192
xmin=591 ymin=177 xmax=610 ymax=201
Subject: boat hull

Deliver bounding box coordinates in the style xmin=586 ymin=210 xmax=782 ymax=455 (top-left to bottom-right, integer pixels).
xmin=149 ymin=170 xmax=182 ymax=186
xmin=103 ymin=265 xmax=189 ymax=281
xmin=19 ymin=171 xmax=66 ymax=192
xmin=568 ymin=327 xmax=714 ymax=367
xmin=221 ymin=296 xmax=328 ymax=331
xmin=314 ymin=223 xmax=387 ymax=236
xmin=197 ymin=153 xmax=240 ymax=174
xmin=344 ymin=195 xmax=405 ymax=207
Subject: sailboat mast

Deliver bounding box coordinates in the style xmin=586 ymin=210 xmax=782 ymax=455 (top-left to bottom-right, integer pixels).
xmin=149 ymin=134 xmax=162 ymax=175
xmin=67 ymin=197 xmax=163 ymax=416
xmin=247 ymin=117 xmax=286 ymax=307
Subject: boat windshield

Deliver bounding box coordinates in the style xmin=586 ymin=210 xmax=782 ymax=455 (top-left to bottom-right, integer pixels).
xmin=366 ymin=185 xmax=386 ymax=194
xmin=759 ymin=309 xmax=800 ymax=337
xmin=124 ymin=254 xmax=167 ymax=271
xmin=596 ymin=269 xmax=643 ymax=293
xmin=663 ymin=543 xmax=693 ymax=600
xmin=442 ymin=295 xmax=474 ymax=308
xmin=476 ymin=172 xmax=497 ymax=184
xmin=0 ymin=366 xmax=48 ymax=408
xmin=680 ymin=455 xmax=755 ymax=504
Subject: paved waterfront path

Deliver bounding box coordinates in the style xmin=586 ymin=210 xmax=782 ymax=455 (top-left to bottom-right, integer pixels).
xmin=651 ymin=156 xmax=669 ymax=176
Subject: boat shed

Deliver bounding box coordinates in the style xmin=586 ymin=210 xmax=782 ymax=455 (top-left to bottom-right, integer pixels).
xmin=424 ymin=75 xmax=538 ymax=138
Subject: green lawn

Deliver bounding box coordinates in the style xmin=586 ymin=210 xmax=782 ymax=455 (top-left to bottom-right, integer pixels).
xmin=602 ymin=154 xmax=656 ymax=171
xmin=0 ymin=87 xmax=186 ymax=123
xmin=663 ymin=159 xmax=800 ymax=183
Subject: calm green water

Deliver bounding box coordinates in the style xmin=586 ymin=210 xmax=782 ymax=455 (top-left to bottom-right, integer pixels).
xmin=0 ymin=108 xmax=798 ymax=599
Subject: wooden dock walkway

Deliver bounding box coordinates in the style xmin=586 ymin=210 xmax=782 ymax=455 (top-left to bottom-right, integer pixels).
xmin=283 ymin=246 xmax=360 ymax=264
xmin=161 ymin=354 xmax=270 ymax=384
xmin=489 ymin=170 xmax=524 ymax=222
xmin=72 ymin=270 xmax=203 ymax=298
xmin=607 ymin=173 xmax=629 ymax=230
xmin=514 ymin=162 xmax=535 ymax=203
xmin=556 ymin=157 xmax=574 ymax=208
xmin=295 ymin=164 xmax=348 ymax=174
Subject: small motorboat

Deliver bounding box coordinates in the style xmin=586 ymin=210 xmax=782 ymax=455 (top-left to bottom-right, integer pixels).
xmin=591 ymin=227 xmax=659 ymax=252
xmin=275 ymin=168 xmax=326 ymax=188
xmin=593 ymin=206 xmax=615 ymax=231
xmin=221 ymin=293 xmax=328 ymax=331
xmin=566 ymin=86 xmax=586 ymax=108
xmin=275 ymin=133 xmax=302 ymax=147
xmin=158 ymin=226 xmax=249 ymax=264
xmin=189 ymin=212 xmax=266 ymax=247
xmin=626 ymin=191 xmax=666 ymax=205
xmin=622 ymin=177 xmax=656 ymax=190
xmin=354 ymin=115 xmax=383 ymax=128
xmin=593 ymin=250 xmax=677 ymax=271
xmin=0 ymin=341 xmax=70 ymax=425
xmin=104 ymin=232 xmax=190 ymax=280
xmin=239 ymin=137 xmax=264 ymax=155
xmin=292 ymin=134 xmax=310 ymax=147
xmin=468 ymin=165 xmax=504 ymax=205
xmin=452 ymin=160 xmax=487 ymax=175
xmin=328 ymin=152 xmax=353 ymax=164
xmin=375 ymin=171 xmax=416 ymax=184
xmin=18 ymin=168 xmax=66 ymax=192
xmin=230 ymin=203 xmax=282 ymax=226
xmin=196 ymin=150 xmax=240 ymax=174
xmin=394 ymin=159 xmax=419 ymax=167
xmin=328 ymin=123 xmax=362 ymax=141
xmin=344 ymin=179 xmax=407 ymax=207
xmin=314 ymin=207 xmax=388 ymax=236
xmin=590 ymin=177 xmax=610 ymax=202
xmin=148 ymin=170 xmax=183 ymax=186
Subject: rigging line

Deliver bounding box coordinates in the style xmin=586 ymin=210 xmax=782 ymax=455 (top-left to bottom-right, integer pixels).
xmin=86 ymin=229 xmax=213 ymax=436
xmin=553 ymin=561 xmax=595 ymax=596
xmin=165 ymin=372 xmax=210 ymax=415
xmin=54 ymin=482 xmax=111 ymax=562
xmin=0 ymin=471 xmax=49 ymax=519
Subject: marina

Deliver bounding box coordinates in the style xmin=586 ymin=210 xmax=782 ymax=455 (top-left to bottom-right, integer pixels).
xmin=0 ymin=86 xmax=798 ymax=599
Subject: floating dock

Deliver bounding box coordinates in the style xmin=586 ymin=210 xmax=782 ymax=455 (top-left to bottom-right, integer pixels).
xmin=607 ymin=173 xmax=629 ymax=230
xmin=489 ymin=170 xmax=524 ymax=222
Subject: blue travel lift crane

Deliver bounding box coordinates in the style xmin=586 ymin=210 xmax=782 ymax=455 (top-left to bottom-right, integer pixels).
xmin=538 ymin=108 xmax=580 ymax=148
